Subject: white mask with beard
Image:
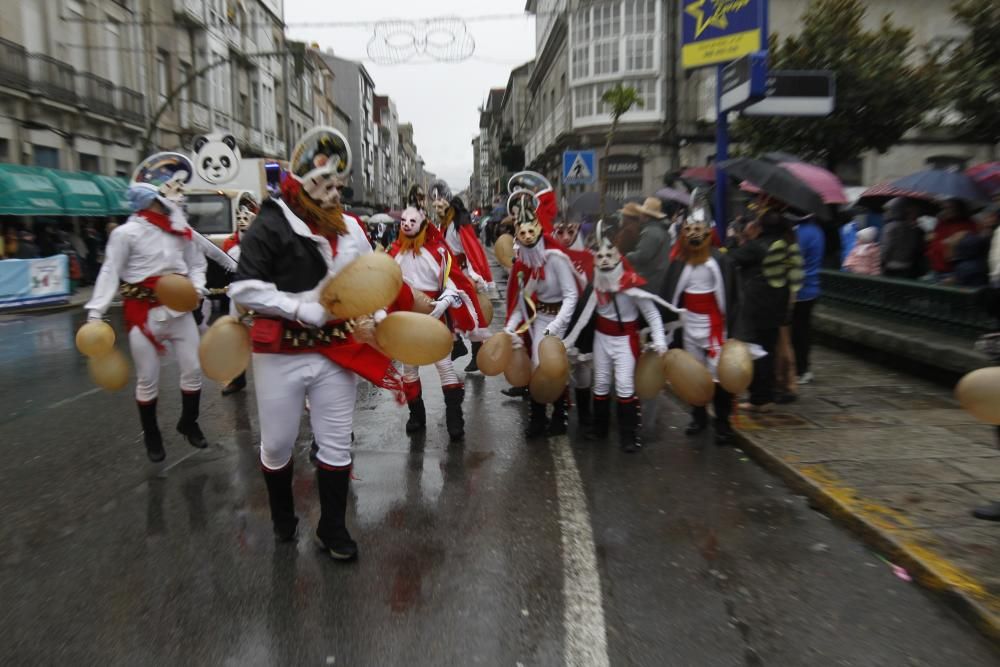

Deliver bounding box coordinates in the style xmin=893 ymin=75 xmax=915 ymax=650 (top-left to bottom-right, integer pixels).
xmin=592 ymin=237 xmax=624 ymax=293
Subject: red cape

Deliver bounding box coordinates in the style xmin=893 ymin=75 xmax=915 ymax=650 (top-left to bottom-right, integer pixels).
xmin=536 ymin=189 xmax=557 ymax=235
xmin=457 ymin=224 xmax=493 ymax=282
xmin=389 ymin=224 xmax=486 ymax=331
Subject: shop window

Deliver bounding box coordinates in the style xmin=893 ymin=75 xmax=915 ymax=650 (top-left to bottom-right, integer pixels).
xmin=33 ymin=146 xmax=59 ymax=169
xmin=79 ymin=153 xmax=101 ymax=173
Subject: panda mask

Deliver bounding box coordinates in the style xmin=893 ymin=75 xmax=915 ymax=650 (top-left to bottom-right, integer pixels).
xmin=193 ymin=134 xmax=241 ymax=185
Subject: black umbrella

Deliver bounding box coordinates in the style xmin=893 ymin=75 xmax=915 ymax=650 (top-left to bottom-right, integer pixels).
xmin=719 ymin=157 xmax=830 ymax=220
xmin=567 ymin=192 xmax=623 ymax=221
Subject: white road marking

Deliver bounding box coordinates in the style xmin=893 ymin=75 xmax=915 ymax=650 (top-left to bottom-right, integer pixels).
xmin=47 ymin=387 xmax=102 ymax=410
xmin=156 ymin=449 xmax=202 ymax=477
xmin=550 ymin=435 xmax=610 ymax=667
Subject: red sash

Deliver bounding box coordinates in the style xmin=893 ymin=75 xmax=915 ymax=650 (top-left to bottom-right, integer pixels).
xmin=251 ymin=318 xmax=406 ymax=403
xmin=683 ymin=291 xmax=724 ymax=356
xmin=123 ymin=277 xmax=166 ymax=353
xmin=595 ymin=316 xmax=640 ymax=358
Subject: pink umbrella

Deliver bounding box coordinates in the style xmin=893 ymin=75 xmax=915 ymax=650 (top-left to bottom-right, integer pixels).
xmin=740 ymin=161 xmax=848 ymax=205
xmin=966 ymin=162 xmax=1000 ymax=198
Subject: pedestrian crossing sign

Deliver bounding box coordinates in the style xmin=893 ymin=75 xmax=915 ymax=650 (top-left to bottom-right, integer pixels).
xmin=563 ymin=150 xmax=597 ymax=185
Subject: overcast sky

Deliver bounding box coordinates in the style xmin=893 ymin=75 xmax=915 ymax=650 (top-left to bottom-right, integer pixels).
xmin=286 ymin=1 xmax=537 ymax=191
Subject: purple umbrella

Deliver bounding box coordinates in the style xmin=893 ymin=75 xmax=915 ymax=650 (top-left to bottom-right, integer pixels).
xmin=654 ymin=187 xmax=692 ymax=207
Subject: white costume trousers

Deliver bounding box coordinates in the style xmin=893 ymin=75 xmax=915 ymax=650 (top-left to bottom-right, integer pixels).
xmin=592 ymin=331 xmax=636 ymax=399
xmin=252 ymin=353 xmax=358 ymax=470
xmin=130 ymin=311 xmax=202 ymax=403
xmin=402 ymin=358 xmax=460 ymax=388
xmin=528 ymin=312 xmax=556 ymax=368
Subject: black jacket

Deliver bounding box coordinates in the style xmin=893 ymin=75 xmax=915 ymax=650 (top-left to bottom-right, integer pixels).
xmin=659 ymin=249 xmax=741 ymax=344
xmin=234 ymin=200 xmax=327 ymax=293
xmin=728 ymin=231 xmax=790 ymax=331
xmin=626 ymin=219 xmax=672 ymax=294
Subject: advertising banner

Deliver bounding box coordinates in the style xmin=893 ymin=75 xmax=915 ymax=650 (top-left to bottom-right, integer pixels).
xmin=681 ymin=0 xmax=767 ymax=70
xmin=0 ymin=255 xmax=70 ymax=310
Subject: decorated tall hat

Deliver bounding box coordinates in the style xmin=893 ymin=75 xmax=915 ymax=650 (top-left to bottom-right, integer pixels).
xmin=131 ymin=152 xmax=194 ymax=203
xmin=289 ymin=126 xmax=351 ymax=184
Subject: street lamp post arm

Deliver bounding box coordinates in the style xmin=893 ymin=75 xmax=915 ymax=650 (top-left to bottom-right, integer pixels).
xmin=141 ymin=49 xmax=292 ymax=156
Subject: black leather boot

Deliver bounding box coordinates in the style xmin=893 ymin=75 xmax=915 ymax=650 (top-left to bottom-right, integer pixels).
xmin=451 ymin=337 xmax=468 ymax=361
xmin=406 ymin=395 xmax=427 ymax=434
xmin=137 ymin=400 xmax=165 ymax=462
xmin=547 ymin=390 xmax=569 ymax=436
xmin=575 ymin=387 xmax=592 ymax=428
xmin=221 ymin=372 xmax=246 ymax=396
xmin=588 ymin=394 xmax=610 ymax=440
xmin=713 ymin=387 xmax=735 ymax=445
xmin=443 ymin=385 xmax=465 ymax=440
xmin=617 ymin=398 xmax=641 ymax=453
xmin=262 ymin=462 xmax=298 ymax=542
xmin=316 ymin=466 xmax=358 ymax=561
xmin=177 ymin=390 xmax=208 ymax=449
xmin=502 ymin=386 xmax=529 ymax=398
xmin=526 ymin=400 xmax=548 ymax=438
xmin=464 ymin=342 xmax=482 ymax=373
xmin=685 ymin=406 xmax=709 ymax=436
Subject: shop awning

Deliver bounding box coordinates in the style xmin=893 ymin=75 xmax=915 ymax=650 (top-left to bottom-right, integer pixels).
xmin=47 ymin=169 xmax=110 ymax=216
xmin=86 ymin=174 xmax=131 ymax=216
xmin=0 ymin=164 xmax=64 ymax=216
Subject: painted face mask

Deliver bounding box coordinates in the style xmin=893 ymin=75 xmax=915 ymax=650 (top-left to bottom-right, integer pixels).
xmin=594 ymin=237 xmax=622 ymax=272
xmin=289 ymin=126 xmax=351 ymax=210
xmin=236 ymin=206 xmax=256 ymax=233
xmin=400 ymin=206 xmax=425 ymax=237
xmin=432 ymin=197 xmax=450 ymax=220
xmin=131 ymin=152 xmax=193 ymax=206
xmin=515 ymin=214 xmax=543 ymax=248
xmin=554 ymin=222 xmax=581 ymax=248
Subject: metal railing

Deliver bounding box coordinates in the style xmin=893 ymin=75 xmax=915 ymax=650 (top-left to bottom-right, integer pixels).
xmin=118 ymin=87 xmax=145 ymax=125
xmin=27 ymin=54 xmax=77 ymax=105
xmin=78 ymin=73 xmax=117 ymax=117
xmin=820 ymin=269 xmax=995 ymax=337
xmin=0 ymin=38 xmax=28 ymax=91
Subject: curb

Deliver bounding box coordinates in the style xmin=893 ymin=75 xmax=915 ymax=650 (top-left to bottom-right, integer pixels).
xmin=0 ymin=301 xmax=84 ymax=316
xmin=732 ymin=427 xmax=1000 ymax=648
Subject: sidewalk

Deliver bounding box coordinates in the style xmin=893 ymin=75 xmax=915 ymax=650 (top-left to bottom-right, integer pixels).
xmin=730 ymin=346 xmax=1000 ymax=643
xmin=0 ymin=285 xmax=93 ymax=317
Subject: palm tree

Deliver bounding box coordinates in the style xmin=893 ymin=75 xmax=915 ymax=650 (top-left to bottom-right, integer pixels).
xmin=598 ymin=84 xmax=643 ymax=215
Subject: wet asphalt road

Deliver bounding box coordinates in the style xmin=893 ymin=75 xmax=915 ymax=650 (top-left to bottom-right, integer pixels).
xmin=1 ymin=305 xmax=998 ymax=667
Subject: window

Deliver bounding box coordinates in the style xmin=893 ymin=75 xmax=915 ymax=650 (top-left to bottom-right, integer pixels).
xmin=115 ymin=160 xmax=131 ymax=178
xmin=624 ymin=0 xmax=656 ymax=33
xmin=0 ymin=139 xmax=9 ymax=161
xmin=104 ymin=20 xmax=122 ymax=85
xmin=250 ymin=80 xmax=260 ymax=129
xmin=623 ymin=78 xmax=657 ymax=111
xmin=593 ymin=41 xmax=619 ymax=76
xmin=573 ymin=86 xmax=594 ymax=119
xmin=156 ymin=50 xmax=169 ymax=103
xmin=572 ymin=7 xmax=591 ymax=43
xmin=33 ymin=146 xmax=59 ymax=169
xmin=572 ymin=45 xmax=589 ymax=79
xmin=625 ymin=35 xmax=654 ymax=71
xmin=593 ymin=3 xmax=620 ymax=39
xmin=79 ymin=153 xmax=100 ymax=173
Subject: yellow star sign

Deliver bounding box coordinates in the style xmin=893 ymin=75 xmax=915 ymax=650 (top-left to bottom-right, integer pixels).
xmin=686 ymin=0 xmax=751 ymax=38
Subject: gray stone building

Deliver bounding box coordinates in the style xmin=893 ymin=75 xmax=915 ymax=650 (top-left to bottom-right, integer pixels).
xmin=374 ymin=95 xmax=400 ymax=208
xmin=322 ymin=52 xmax=377 ymax=205
xmin=0 ymin=0 xmax=147 ymax=175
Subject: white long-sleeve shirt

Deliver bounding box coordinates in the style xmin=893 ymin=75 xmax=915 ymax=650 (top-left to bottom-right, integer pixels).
xmin=506 ymin=248 xmax=579 ymax=337
xmin=395 ymin=247 xmax=450 ymax=293
xmin=85 ymin=214 xmax=207 ymax=317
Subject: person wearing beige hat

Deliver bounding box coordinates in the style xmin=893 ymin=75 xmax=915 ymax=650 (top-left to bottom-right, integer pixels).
xmin=624 ymin=196 xmax=672 ymax=293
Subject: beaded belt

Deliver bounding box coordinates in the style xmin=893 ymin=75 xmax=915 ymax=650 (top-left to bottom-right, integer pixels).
xmin=280 ymin=321 xmax=356 ymax=349
xmin=119 ymin=282 xmax=156 ymax=301
xmin=536 ymin=301 xmax=561 ymax=315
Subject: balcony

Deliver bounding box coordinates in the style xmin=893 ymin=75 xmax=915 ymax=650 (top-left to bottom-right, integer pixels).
xmin=0 ymin=38 xmax=28 ymax=92
xmin=78 ymin=73 xmax=117 ymax=118
xmin=173 ymin=0 xmax=207 ymax=26
xmin=118 ymin=87 xmax=145 ymax=125
xmin=28 ymin=54 xmax=77 ymax=106
xmin=525 ymin=98 xmax=570 ymax=165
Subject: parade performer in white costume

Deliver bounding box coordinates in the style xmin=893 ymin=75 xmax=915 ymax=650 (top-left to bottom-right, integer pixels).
xmin=230 ymin=127 xmax=404 ymax=560
xmin=660 ymin=200 xmax=741 ymax=445
xmin=85 ymin=153 xmax=210 ymax=462
xmin=565 ymin=222 xmax=683 ymax=452
xmin=504 ymin=192 xmax=587 ymax=437
xmin=389 ymin=206 xmax=486 ymax=440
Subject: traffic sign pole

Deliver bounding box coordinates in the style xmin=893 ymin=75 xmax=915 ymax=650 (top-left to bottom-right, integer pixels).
xmin=715 ymin=63 xmax=729 ymax=239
